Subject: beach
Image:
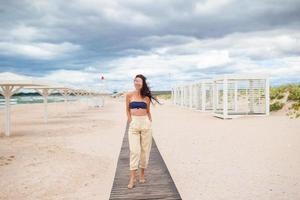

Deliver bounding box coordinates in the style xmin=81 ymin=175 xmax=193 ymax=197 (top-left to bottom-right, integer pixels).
xmin=152 ymin=100 xmax=300 ymax=200
xmin=0 ymin=97 xmax=300 ymax=200
xmin=0 ymin=97 xmax=126 ymax=200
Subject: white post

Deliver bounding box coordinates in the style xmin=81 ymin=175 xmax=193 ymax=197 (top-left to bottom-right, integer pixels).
xmin=4 ymin=93 xmax=11 ymax=136
xmin=181 ymin=86 xmax=185 ymax=107
xmin=195 ymin=84 xmax=198 ymax=108
xmin=173 ymin=88 xmax=175 ymax=105
xmin=174 ymin=87 xmax=178 ymax=105
xmin=186 ymin=86 xmax=188 ymax=107
xmin=216 ymin=83 xmax=219 ymax=112
xmin=173 ymin=87 xmax=175 ymax=105
xmin=189 ymin=84 xmax=193 ymax=109
xmin=234 ymin=81 xmax=238 ymax=112
xmin=85 ymin=92 xmax=89 ymax=107
xmin=212 ymin=81 xmax=216 ymax=113
xmin=180 ymin=86 xmax=183 ymax=107
xmin=209 ymin=84 xmax=213 ymax=109
xmin=176 ymin=88 xmax=178 ymax=105
xmin=1 ymin=85 xmax=23 ymax=136
xmin=86 ymin=92 xmax=89 ymax=107
xmin=194 ymin=85 xmax=198 ymax=109
xmin=186 ymin=85 xmax=189 ymax=108
xmin=174 ymin=87 xmax=176 ymax=105
xmin=177 ymin=87 xmax=179 ymax=105
xmin=201 ymin=83 xmax=206 ymax=111
xmin=175 ymin=88 xmax=177 ymax=105
xmin=43 ymin=89 xmax=49 ymax=123
xmin=36 ymin=88 xmax=49 ymax=123
xmin=185 ymin=86 xmax=187 ymax=107
xmin=186 ymin=86 xmax=189 ymax=108
xmin=245 ymin=85 xmax=248 ymax=113
xmin=64 ymin=93 xmax=68 ymax=115
xmin=223 ymin=78 xmax=228 ymax=118
xmin=197 ymin=84 xmax=200 ymax=110
xmin=265 ymin=78 xmax=270 ymax=115
xmin=258 ymin=80 xmax=261 ymax=109
xmin=249 ymin=80 xmax=254 ymax=113
xmin=60 ymin=89 xmax=70 ymax=115
xmin=89 ymin=91 xmax=93 ymax=107
xmin=178 ymin=87 xmax=180 ymax=106
xmin=177 ymin=87 xmax=178 ymax=106
xmin=172 ymin=88 xmax=175 ymax=105
xmin=171 ymin=88 xmax=173 ymax=104
xmin=100 ymin=78 xmax=105 ymax=107
xmin=183 ymin=86 xmax=186 ymax=107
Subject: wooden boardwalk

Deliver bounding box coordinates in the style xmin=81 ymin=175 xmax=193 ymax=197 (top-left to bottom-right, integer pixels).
xmin=109 ymin=122 xmax=182 ymax=200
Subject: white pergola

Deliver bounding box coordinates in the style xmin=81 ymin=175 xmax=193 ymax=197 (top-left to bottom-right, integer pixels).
xmin=74 ymin=90 xmax=104 ymax=108
xmin=57 ymin=88 xmax=74 ymax=115
xmin=0 ymin=80 xmax=47 ymax=136
xmin=171 ymin=74 xmax=270 ymax=119
xmin=0 ymin=80 xmax=104 ymax=136
xmin=212 ymin=74 xmax=270 ymax=119
xmin=87 ymin=91 xmax=103 ymax=107
xmin=74 ymin=89 xmax=88 ymax=98
xmin=24 ymin=85 xmax=72 ymax=123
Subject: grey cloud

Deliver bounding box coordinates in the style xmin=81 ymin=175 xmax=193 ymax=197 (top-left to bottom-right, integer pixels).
xmin=0 ymin=0 xmax=300 ymax=91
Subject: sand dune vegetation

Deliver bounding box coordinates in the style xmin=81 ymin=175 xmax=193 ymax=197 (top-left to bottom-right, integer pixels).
xmin=270 ymin=84 xmax=300 ymax=118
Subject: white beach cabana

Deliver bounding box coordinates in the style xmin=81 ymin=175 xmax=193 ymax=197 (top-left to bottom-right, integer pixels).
xmin=0 ymin=80 xmax=47 ymax=136
xmin=172 ymin=85 xmax=181 ymax=106
xmin=172 ymin=80 xmax=214 ymax=112
xmin=171 ymin=74 xmax=270 ymax=119
xmin=191 ymin=80 xmax=213 ymax=111
xmin=172 ymin=84 xmax=188 ymax=108
xmin=212 ymin=74 xmax=270 ymax=119
xmin=190 ymin=82 xmax=200 ymax=109
xmin=172 ymin=84 xmax=193 ymax=108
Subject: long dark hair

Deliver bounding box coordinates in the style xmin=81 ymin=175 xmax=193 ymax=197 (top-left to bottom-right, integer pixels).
xmin=135 ymin=74 xmax=161 ymax=105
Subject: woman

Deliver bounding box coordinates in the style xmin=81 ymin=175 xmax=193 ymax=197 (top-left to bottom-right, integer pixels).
xmin=126 ymin=74 xmax=161 ymax=189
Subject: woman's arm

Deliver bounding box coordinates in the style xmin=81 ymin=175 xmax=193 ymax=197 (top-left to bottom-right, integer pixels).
xmin=126 ymin=92 xmax=132 ymax=123
xmin=146 ymin=97 xmax=152 ymax=122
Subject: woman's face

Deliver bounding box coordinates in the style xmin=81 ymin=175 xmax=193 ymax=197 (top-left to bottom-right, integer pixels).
xmin=134 ymin=77 xmax=143 ymax=90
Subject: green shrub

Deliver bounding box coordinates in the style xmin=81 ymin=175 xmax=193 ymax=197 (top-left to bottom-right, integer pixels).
xmin=291 ymin=102 xmax=300 ymax=111
xmin=270 ymin=86 xmax=285 ymax=100
xmin=287 ymin=84 xmax=300 ymax=101
xmin=157 ymin=94 xmax=171 ymax=100
xmin=270 ymin=101 xmax=284 ymax=111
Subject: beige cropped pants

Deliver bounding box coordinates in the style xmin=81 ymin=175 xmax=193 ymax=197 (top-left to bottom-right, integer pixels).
xmin=128 ymin=115 xmax=153 ymax=171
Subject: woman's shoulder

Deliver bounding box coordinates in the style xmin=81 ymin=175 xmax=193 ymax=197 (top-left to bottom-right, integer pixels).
xmin=125 ymin=91 xmax=134 ymax=98
xmin=144 ymin=96 xmax=150 ymax=103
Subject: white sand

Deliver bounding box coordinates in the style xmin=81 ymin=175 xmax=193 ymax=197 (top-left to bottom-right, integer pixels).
xmin=0 ymin=97 xmax=299 ymax=200
xmin=0 ymin=97 xmax=127 ymax=200
xmin=152 ymin=99 xmax=300 ymax=200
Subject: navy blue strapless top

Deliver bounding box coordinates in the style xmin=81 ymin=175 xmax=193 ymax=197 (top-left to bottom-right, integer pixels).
xmin=129 ymin=101 xmax=147 ymax=109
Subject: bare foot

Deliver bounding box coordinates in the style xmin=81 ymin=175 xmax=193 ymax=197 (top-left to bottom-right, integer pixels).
xmin=140 ymin=168 xmax=145 ymax=183
xmin=127 ymin=177 xmax=136 ymax=189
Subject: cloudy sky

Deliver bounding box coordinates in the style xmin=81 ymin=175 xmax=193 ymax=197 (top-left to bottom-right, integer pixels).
xmin=0 ymin=0 xmax=299 ymax=92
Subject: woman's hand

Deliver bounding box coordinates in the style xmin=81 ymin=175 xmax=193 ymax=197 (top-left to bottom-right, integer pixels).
xmin=128 ymin=117 xmax=132 ymax=123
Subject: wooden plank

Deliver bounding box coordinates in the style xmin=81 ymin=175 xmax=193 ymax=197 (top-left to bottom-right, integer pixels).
xmin=109 ymin=122 xmax=182 ymax=200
